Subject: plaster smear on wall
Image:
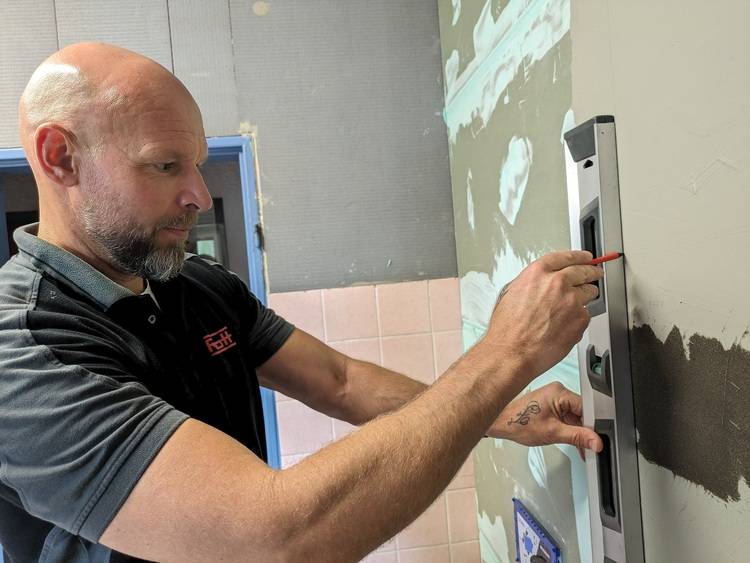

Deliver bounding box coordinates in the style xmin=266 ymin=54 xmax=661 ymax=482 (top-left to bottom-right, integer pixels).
xmin=450 ymin=0 xmax=461 ymax=26
xmin=440 ymin=0 xmax=591 ymax=561
xmin=443 ymin=0 xmax=570 ymax=143
xmin=466 ymin=170 xmax=475 ymax=233
xmin=498 ymin=136 xmax=533 ymax=224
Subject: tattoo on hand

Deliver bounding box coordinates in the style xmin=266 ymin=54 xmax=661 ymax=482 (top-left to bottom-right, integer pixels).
xmin=495 ymin=282 xmax=511 ymax=305
xmin=507 ymin=401 xmax=541 ymax=426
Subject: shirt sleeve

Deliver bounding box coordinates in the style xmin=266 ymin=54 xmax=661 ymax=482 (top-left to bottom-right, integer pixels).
xmin=245 ymin=289 xmax=295 ymax=366
xmin=0 ymin=309 xmax=188 ymax=542
xmin=188 ymin=255 xmax=295 ymax=366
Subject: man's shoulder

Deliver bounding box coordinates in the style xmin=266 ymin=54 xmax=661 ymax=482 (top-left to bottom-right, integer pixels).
xmin=0 ymin=254 xmax=42 ymax=316
xmin=179 ymin=255 xmax=251 ymax=299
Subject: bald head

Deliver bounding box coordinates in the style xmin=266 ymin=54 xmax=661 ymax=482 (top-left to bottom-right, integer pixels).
xmin=19 ymin=42 xmax=193 ymax=152
xmin=18 ymin=43 xmax=211 ymax=288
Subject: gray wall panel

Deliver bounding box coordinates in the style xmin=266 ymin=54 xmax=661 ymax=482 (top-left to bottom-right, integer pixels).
xmin=168 ymin=0 xmax=239 ymax=136
xmin=0 ymin=0 xmax=456 ymax=292
xmin=55 ymin=0 xmax=173 ymax=71
xmin=230 ymin=0 xmax=455 ymax=292
xmin=0 ymin=0 xmax=58 ymax=148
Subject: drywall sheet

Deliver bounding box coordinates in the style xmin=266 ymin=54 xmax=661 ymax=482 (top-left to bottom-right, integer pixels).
xmin=169 ymin=0 xmax=239 ymax=137
xmin=570 ymin=1 xmax=750 ymax=561
xmin=229 ymin=0 xmax=456 ymax=292
xmin=437 ymin=1 xmax=590 ymax=561
xmin=0 ymin=0 xmax=58 ymax=148
xmin=55 ymin=0 xmax=173 ymax=72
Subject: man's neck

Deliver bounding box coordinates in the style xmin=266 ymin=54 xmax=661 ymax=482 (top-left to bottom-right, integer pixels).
xmin=36 ymin=222 xmax=146 ymax=294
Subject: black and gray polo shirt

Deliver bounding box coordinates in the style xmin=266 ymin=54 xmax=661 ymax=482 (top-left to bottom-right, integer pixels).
xmin=0 ymin=224 xmax=295 ymax=562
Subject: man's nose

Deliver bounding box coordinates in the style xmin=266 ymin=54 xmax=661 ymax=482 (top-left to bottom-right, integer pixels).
xmin=180 ymin=167 xmax=213 ymax=212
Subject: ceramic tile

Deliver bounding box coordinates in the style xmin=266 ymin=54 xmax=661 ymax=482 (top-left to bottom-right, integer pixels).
xmin=448 ymin=455 xmax=476 ymax=491
xmin=381 ymin=334 xmax=435 ymax=384
xmin=329 ymin=338 xmax=381 ymax=365
xmin=428 ymin=278 xmax=461 ymax=332
xmin=268 ymin=290 xmax=324 ymax=340
xmin=446 ymin=489 xmax=479 ymax=542
xmin=397 ymin=495 xmax=448 ymax=549
xmin=276 ymin=400 xmax=333 ymax=456
xmin=323 ymin=286 xmax=379 ymax=341
xmin=398 ymin=545 xmax=450 ymax=563
xmin=433 ymin=330 xmax=463 ymax=378
xmin=377 ymin=281 xmax=430 ymax=336
xmin=450 ymin=541 xmax=481 ymax=563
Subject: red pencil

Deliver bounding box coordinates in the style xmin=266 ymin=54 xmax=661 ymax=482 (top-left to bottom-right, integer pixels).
xmin=590 ymin=252 xmax=623 ymax=265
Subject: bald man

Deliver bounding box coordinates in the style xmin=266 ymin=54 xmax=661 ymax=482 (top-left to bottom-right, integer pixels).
xmin=0 ymin=43 xmax=603 ymax=562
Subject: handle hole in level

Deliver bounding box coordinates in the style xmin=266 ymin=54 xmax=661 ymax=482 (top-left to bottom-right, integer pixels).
xmin=598 ymin=433 xmax=617 ymax=518
xmin=582 ymin=215 xmax=602 ymax=296
xmin=583 ymin=159 xmax=594 ymax=169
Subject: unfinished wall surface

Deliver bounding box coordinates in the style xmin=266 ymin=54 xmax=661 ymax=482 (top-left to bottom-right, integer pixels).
xmin=0 ymin=0 xmax=456 ymax=292
xmin=571 ymin=2 xmax=750 ymax=561
xmin=437 ymin=1 xmax=590 ymax=562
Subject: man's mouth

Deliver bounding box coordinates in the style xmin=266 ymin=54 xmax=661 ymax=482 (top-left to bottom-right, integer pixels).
xmin=162 ymin=226 xmax=190 ymax=239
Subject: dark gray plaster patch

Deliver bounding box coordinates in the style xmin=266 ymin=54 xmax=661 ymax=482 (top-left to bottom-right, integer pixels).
xmin=630 ymin=324 xmax=750 ymax=502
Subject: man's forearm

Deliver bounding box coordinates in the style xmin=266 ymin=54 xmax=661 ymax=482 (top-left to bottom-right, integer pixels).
xmin=277 ymin=339 xmax=523 ymax=561
xmin=338 ymin=358 xmax=428 ymax=425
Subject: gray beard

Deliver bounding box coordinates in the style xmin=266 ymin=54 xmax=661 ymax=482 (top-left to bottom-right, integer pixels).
xmin=81 ymin=202 xmax=194 ymax=282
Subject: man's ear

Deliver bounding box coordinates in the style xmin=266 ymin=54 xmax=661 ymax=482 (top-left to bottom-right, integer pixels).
xmin=35 ymin=125 xmax=80 ymax=187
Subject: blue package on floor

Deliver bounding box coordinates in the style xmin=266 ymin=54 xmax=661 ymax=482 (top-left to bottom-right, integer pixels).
xmin=513 ymin=498 xmax=562 ymax=563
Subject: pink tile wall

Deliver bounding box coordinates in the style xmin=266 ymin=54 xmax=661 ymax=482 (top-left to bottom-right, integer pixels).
xmin=268 ymin=278 xmax=480 ymax=563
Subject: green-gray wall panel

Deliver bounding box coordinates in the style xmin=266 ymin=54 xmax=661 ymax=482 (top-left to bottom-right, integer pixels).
xmin=438 ymin=1 xmax=590 ymax=561
xmin=230 ymin=0 xmax=455 ymax=292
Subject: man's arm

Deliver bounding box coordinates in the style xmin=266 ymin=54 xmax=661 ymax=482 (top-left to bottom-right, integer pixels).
xmin=258 ymin=329 xmax=602 ymax=453
xmin=257 ymin=328 xmax=426 ymax=425
xmin=100 ymin=251 xmax=602 ymax=562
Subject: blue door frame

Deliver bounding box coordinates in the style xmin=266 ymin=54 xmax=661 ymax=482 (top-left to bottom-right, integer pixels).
xmin=0 ymin=136 xmax=282 ymax=469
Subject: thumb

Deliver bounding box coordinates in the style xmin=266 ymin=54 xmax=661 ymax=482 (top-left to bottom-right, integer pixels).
xmin=557 ymin=425 xmax=602 ymax=452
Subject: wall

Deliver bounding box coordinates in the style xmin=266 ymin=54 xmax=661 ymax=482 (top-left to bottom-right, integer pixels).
xmin=437 ymin=1 xmax=590 ymax=562
xmin=0 ymin=0 xmax=456 ymax=292
xmin=269 ymin=278 xmax=481 ymax=563
xmin=571 ymin=2 xmax=750 ymax=561
xmin=439 ymin=0 xmax=750 ymax=562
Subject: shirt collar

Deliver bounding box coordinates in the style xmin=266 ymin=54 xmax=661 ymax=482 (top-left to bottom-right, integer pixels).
xmin=14 ymin=223 xmax=137 ymax=310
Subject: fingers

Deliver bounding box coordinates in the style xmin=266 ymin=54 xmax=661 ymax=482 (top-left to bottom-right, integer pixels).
xmin=560 ymin=264 xmax=604 ymax=287
xmin=558 ymin=426 xmax=603 ymax=453
xmin=582 ymin=428 xmax=603 ymax=452
xmin=559 ymin=388 xmax=583 ymax=418
xmin=575 ymin=283 xmax=600 ymax=307
xmin=536 ymin=250 xmax=593 ymax=271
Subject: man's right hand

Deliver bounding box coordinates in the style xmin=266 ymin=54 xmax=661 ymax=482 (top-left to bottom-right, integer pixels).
xmin=482 ymin=250 xmax=603 ymax=386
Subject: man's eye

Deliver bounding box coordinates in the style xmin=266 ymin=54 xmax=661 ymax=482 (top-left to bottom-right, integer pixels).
xmin=154 ymin=162 xmax=175 ymax=172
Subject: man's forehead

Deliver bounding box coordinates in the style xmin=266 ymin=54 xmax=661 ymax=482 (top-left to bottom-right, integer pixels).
xmin=111 ymin=100 xmax=207 ymax=159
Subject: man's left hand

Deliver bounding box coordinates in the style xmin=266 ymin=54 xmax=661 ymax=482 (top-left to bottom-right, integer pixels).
xmin=486 ymin=382 xmax=603 ymax=459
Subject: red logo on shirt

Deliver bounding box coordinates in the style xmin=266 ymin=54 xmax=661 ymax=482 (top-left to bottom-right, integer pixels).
xmin=203 ymin=326 xmax=237 ymax=356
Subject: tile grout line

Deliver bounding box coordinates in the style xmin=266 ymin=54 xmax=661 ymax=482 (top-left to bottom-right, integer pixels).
xmin=320 ymin=289 xmax=329 ymax=343
xmin=444 ymin=491 xmax=454 ymax=561
xmin=319 ymin=290 xmax=336 ymax=443
xmin=427 ymin=281 xmax=440 ymax=383
xmin=374 ymin=285 xmax=384 ymax=366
